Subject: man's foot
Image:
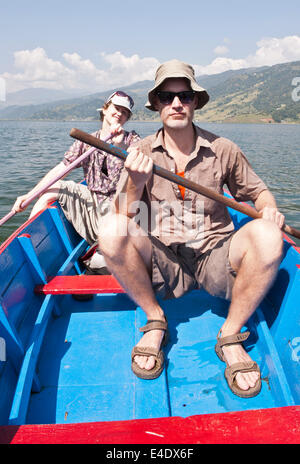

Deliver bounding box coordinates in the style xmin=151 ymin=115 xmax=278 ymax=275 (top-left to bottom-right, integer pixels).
xmin=131 ymin=318 xmax=168 ymax=379
xmin=221 ymin=342 xmax=260 ymax=391
xmin=134 ymin=327 xmax=166 ymax=371
xmin=215 ymin=330 xmax=261 ymax=396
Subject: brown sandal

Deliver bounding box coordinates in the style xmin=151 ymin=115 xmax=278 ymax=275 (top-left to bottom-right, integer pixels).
xmin=215 ymin=331 xmax=261 ymax=398
xmin=131 ymin=318 xmax=169 ymax=380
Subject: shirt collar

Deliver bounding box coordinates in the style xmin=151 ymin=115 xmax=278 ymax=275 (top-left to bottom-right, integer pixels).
xmin=151 ymin=124 xmax=212 ymax=153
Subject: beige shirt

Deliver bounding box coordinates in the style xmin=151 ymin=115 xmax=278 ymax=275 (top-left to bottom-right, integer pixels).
xmin=115 ymin=125 xmax=267 ymax=254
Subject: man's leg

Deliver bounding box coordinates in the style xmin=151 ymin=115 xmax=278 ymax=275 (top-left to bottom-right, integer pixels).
xmin=220 ymin=218 xmax=283 ymax=391
xmin=98 ymin=213 xmax=166 ymax=371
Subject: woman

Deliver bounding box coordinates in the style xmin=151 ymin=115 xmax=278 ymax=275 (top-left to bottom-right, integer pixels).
xmin=13 ymin=91 xmax=140 ymax=250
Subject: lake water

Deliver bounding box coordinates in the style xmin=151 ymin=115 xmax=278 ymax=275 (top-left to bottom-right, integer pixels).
xmin=0 ymin=120 xmax=299 ymax=246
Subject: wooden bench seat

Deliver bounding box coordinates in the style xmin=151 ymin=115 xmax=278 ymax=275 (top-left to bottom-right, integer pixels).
xmin=35 ymin=275 xmax=124 ymax=295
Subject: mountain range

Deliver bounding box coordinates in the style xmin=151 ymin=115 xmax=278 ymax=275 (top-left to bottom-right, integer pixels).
xmin=0 ymin=61 xmax=299 ymax=123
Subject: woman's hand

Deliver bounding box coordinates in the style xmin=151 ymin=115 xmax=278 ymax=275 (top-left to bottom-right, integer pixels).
xmin=13 ymin=194 xmax=30 ymax=213
xmin=110 ymin=123 xmax=125 ymax=145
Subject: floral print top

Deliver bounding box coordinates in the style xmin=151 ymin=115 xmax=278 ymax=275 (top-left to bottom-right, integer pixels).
xmin=63 ymin=129 xmax=140 ymax=203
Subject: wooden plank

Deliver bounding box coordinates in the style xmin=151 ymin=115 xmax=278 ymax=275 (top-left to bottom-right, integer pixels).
xmin=8 ymin=295 xmax=54 ymax=425
xmin=1 ymin=405 xmax=300 ymax=444
xmin=48 ymin=207 xmax=82 ymax=275
xmin=35 ymin=275 xmax=125 ymax=294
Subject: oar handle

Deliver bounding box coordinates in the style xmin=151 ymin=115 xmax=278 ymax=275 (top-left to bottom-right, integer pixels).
xmin=70 ymin=128 xmax=300 ymax=240
xmin=0 ymin=210 xmax=16 ymax=227
xmin=0 ymin=132 xmax=112 ymax=228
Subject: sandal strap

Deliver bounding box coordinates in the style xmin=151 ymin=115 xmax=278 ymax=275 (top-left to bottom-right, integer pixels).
xmin=131 ymin=345 xmax=160 ymax=360
xmin=225 ymin=361 xmax=259 ymax=381
xmin=224 ymin=361 xmax=261 ymax=398
xmin=139 ymin=319 xmax=168 ymax=333
xmin=217 ymin=331 xmax=250 ymax=348
xmin=215 ymin=330 xmax=250 ymax=362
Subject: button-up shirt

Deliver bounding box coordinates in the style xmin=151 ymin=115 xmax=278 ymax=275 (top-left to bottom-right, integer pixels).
xmin=63 ymin=129 xmax=140 ymax=204
xmin=115 ymin=125 xmax=267 ymax=254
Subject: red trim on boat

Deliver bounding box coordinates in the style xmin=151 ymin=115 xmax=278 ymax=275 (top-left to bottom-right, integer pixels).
xmin=1 ymin=406 xmax=300 ymax=444
xmin=0 ymin=205 xmax=52 ymax=254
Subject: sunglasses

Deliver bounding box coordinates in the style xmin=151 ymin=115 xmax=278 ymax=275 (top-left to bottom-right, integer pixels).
xmin=109 ymin=91 xmax=134 ymax=109
xmin=156 ymin=90 xmax=196 ymax=105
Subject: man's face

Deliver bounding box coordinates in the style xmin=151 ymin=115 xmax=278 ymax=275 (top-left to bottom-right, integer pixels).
xmin=154 ymin=78 xmax=197 ymax=130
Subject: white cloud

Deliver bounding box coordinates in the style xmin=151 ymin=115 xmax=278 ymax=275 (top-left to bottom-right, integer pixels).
xmin=213 ymin=45 xmax=229 ymax=56
xmin=1 ymin=35 xmax=300 ymax=93
xmin=100 ymin=51 xmax=159 ymax=84
xmin=195 ymin=35 xmax=300 ymax=75
xmin=1 ymin=48 xmax=160 ymax=93
xmin=248 ymin=36 xmax=300 ymax=67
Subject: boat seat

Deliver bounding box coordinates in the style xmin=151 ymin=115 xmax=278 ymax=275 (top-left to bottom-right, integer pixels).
xmin=35 ymin=275 xmax=124 ymax=294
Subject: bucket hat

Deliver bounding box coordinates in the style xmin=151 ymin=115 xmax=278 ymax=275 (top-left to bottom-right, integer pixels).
xmin=145 ymin=59 xmax=209 ymax=111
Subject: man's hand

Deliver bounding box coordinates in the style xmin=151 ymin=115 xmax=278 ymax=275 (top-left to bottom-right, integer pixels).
xmin=255 ymin=190 xmax=285 ymax=229
xmin=125 ymin=146 xmax=153 ymax=190
xmin=260 ymin=206 xmax=285 ymax=229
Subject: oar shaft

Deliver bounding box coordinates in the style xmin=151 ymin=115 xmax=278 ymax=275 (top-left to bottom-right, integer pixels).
xmin=70 ymin=128 xmax=300 ymax=240
xmin=70 ymin=129 xmax=260 ymax=219
xmin=0 ymin=210 xmax=16 ymax=227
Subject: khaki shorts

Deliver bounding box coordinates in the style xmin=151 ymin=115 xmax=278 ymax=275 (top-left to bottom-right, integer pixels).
xmin=58 ymin=180 xmax=110 ymax=245
xmin=150 ymin=233 xmax=236 ymax=301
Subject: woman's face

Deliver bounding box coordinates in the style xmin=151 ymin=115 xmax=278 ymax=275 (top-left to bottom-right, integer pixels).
xmin=102 ymin=102 xmax=130 ymax=126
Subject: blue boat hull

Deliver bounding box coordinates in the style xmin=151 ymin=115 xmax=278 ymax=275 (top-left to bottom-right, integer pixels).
xmin=0 ymin=198 xmax=300 ymax=442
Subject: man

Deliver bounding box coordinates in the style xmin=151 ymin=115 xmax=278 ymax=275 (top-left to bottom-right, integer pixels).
xmin=98 ymin=60 xmax=284 ymax=397
xmin=13 ymin=91 xmax=140 ymax=252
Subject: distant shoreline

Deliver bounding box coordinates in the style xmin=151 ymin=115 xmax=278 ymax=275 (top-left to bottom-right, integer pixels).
xmin=0 ymin=118 xmax=299 ymax=125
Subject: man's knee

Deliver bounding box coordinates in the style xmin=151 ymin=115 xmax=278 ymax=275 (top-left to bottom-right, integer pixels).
xmin=230 ymin=219 xmax=283 ymax=271
xmin=98 ymin=213 xmax=152 ymax=268
xmin=98 ymin=213 xmax=129 ymax=254
xmin=247 ymin=218 xmax=283 ymax=263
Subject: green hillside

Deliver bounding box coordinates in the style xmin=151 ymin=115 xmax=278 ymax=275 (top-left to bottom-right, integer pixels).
xmin=196 ymin=61 xmax=300 ymax=123
xmin=1 ymin=61 xmax=300 ymax=123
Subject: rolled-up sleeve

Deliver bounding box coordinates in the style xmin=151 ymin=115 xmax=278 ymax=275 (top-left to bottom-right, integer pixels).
xmin=215 ymin=138 xmax=268 ymax=203
xmin=227 ymin=149 xmax=267 ymax=202
xmin=63 ymin=139 xmax=85 ymax=167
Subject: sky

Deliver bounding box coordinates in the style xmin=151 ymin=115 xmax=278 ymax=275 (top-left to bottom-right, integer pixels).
xmin=1 ymin=0 xmax=300 ymax=94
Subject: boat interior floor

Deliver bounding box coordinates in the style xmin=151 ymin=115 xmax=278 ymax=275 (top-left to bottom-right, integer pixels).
xmin=26 ymin=288 xmax=293 ymax=425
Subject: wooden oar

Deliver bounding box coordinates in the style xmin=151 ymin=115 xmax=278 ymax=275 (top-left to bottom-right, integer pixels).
xmin=0 ymin=133 xmax=112 ymax=227
xmin=70 ymin=127 xmax=300 ymax=240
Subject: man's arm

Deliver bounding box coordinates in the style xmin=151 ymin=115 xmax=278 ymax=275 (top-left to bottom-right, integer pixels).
xmin=254 ymin=189 xmax=285 ymax=229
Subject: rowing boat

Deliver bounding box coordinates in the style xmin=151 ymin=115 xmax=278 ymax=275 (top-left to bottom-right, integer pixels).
xmin=0 ymin=193 xmax=300 ymax=444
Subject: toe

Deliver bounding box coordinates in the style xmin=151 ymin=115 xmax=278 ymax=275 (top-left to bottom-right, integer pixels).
xmin=145 ymin=356 xmax=156 ymax=371
xmin=134 ymin=355 xmax=155 ymax=371
xmin=236 ymin=373 xmax=251 ymax=391
xmin=236 ymin=371 xmax=260 ymax=390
